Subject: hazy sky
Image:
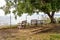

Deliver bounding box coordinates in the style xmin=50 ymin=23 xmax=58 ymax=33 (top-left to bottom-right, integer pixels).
xmin=0 ymin=0 xmax=60 ymax=25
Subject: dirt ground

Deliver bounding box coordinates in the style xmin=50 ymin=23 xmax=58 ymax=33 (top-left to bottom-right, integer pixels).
xmin=0 ymin=24 xmax=60 ymax=40
xmin=0 ymin=28 xmax=33 ymax=40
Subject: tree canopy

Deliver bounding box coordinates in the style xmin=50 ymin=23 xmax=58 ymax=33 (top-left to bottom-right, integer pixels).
xmin=1 ymin=0 xmax=60 ymax=23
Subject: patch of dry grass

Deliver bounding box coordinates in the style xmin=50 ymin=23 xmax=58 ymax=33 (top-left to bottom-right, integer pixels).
xmin=0 ymin=28 xmax=60 ymax=40
xmin=0 ymin=24 xmax=60 ymax=40
xmin=0 ymin=25 xmax=17 ymax=29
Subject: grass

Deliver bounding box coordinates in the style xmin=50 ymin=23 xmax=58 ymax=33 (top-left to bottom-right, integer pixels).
xmin=0 ymin=25 xmax=17 ymax=29
xmin=50 ymin=34 xmax=60 ymax=40
xmin=0 ymin=24 xmax=60 ymax=40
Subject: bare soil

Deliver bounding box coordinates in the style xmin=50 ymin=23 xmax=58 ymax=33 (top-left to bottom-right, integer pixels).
xmin=0 ymin=24 xmax=60 ymax=40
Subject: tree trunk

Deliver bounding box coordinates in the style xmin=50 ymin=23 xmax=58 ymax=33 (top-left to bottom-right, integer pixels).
xmin=50 ymin=16 xmax=55 ymax=23
xmin=46 ymin=11 xmax=56 ymax=23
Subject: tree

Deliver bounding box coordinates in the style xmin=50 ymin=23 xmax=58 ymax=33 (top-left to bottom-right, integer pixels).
xmin=2 ymin=0 xmax=60 ymax=23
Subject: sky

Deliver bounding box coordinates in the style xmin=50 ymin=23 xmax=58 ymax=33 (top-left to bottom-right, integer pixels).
xmin=0 ymin=0 xmax=60 ymax=25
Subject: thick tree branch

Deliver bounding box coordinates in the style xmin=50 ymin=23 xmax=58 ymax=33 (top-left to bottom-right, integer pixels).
xmin=46 ymin=11 xmax=56 ymax=23
xmin=51 ymin=11 xmax=55 ymax=17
